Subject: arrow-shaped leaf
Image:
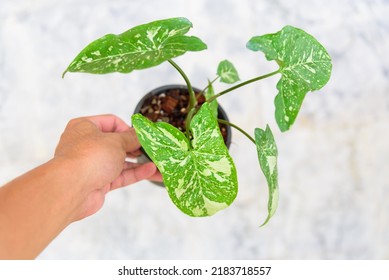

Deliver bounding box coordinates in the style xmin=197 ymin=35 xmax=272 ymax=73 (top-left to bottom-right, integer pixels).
xmin=63 ymin=17 xmax=207 ymax=76
xmin=132 ymin=103 xmax=238 ymax=217
xmin=217 ymin=60 xmax=240 ymax=84
xmin=255 ymin=125 xmax=278 ymax=226
xmin=247 ymin=26 xmax=332 ymax=132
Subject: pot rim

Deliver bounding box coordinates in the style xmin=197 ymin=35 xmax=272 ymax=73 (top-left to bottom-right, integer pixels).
xmin=133 ymin=84 xmax=232 ymax=148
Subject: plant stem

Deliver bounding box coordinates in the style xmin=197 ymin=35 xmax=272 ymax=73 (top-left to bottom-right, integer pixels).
xmin=208 ymin=69 xmax=280 ymax=103
xmin=217 ymin=119 xmax=255 ymax=145
xmin=200 ymin=76 xmax=219 ymax=95
xmin=168 ymin=59 xmax=197 ymax=137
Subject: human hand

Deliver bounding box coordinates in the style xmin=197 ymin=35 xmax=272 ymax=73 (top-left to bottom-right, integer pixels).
xmin=54 ymin=114 xmax=162 ymax=221
xmin=0 ymin=114 xmax=163 ymax=259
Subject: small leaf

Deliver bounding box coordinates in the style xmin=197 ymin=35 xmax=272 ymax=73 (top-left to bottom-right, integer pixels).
xmin=204 ymin=80 xmax=218 ymax=118
xmin=255 ymin=125 xmax=278 ymax=226
xmin=247 ymin=25 xmax=332 ymax=132
xmin=217 ymin=60 xmax=240 ymax=84
xmin=63 ymin=17 xmax=207 ymax=76
xmin=132 ymin=103 xmax=238 ymax=217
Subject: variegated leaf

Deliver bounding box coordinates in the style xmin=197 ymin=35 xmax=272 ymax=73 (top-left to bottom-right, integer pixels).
xmin=247 ymin=26 xmax=332 ymax=132
xmin=63 ymin=17 xmax=207 ymax=76
xmin=217 ymin=60 xmax=240 ymax=84
xmin=132 ymin=103 xmax=238 ymax=217
xmin=255 ymin=125 xmax=279 ymax=226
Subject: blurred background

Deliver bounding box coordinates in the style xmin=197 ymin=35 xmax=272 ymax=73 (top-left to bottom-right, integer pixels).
xmin=1 ymin=0 xmax=389 ymax=259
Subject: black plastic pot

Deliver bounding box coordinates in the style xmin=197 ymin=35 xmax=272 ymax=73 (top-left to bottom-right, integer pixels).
xmin=133 ymin=84 xmax=232 ymax=185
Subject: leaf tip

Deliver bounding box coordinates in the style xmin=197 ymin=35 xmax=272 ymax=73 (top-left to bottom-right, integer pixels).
xmin=61 ymin=69 xmax=68 ymax=79
xmin=259 ymin=216 xmax=272 ymax=227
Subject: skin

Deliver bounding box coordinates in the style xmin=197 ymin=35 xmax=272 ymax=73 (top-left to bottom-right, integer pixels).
xmin=0 ymin=114 xmax=162 ymax=259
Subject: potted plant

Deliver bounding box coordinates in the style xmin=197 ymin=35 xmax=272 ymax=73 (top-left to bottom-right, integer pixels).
xmin=63 ymin=17 xmax=332 ymax=225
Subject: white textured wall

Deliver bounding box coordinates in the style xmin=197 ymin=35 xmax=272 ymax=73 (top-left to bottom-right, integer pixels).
xmin=1 ymin=0 xmax=389 ymax=259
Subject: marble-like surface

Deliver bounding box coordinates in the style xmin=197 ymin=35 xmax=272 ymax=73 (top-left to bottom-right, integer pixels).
xmin=1 ymin=0 xmax=389 ymax=259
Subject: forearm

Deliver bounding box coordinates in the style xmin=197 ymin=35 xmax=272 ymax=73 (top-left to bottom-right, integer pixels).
xmin=0 ymin=158 xmax=85 ymax=259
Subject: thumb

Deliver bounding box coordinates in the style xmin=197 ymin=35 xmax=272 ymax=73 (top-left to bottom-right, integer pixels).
xmin=114 ymin=128 xmax=141 ymax=153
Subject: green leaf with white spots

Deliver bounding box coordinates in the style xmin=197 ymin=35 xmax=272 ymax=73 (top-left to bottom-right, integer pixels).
xmin=247 ymin=25 xmax=332 ymax=132
xmin=217 ymin=60 xmax=240 ymax=84
xmin=204 ymin=80 xmax=218 ymax=118
xmin=63 ymin=17 xmax=207 ymax=76
xmin=132 ymin=103 xmax=238 ymax=217
xmin=255 ymin=125 xmax=278 ymax=226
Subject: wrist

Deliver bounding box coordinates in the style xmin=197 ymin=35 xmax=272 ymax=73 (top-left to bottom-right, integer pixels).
xmin=47 ymin=156 xmax=92 ymax=223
